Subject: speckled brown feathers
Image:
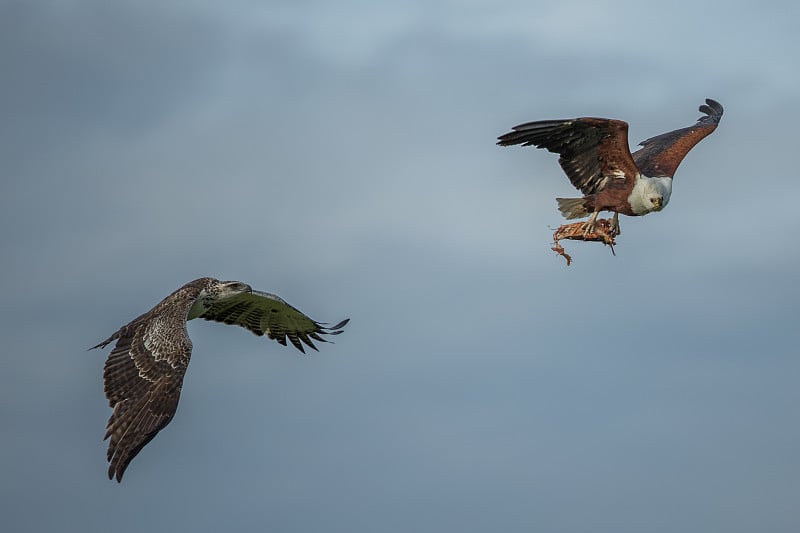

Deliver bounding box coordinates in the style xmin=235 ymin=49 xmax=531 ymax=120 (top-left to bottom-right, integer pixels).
xmin=92 ymin=279 xmax=208 ymax=482
xmin=91 ymin=277 xmax=348 ymax=482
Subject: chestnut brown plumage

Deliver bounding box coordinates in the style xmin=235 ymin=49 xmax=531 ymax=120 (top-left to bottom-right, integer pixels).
xmin=498 ymin=98 xmax=723 ymax=234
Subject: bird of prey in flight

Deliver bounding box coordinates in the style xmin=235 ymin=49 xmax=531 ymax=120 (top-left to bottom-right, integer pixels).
xmin=91 ymin=276 xmax=349 ymax=482
xmin=497 ymin=98 xmax=723 ymax=234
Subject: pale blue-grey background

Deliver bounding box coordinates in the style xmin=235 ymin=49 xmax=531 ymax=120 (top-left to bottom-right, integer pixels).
xmin=1 ymin=1 xmax=798 ymax=532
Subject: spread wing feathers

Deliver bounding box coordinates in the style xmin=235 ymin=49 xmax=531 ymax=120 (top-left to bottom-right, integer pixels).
xmin=497 ymin=118 xmax=638 ymax=195
xmin=94 ymin=312 xmax=192 ymax=482
xmin=632 ymin=98 xmax=724 ymax=178
xmin=197 ymin=290 xmax=349 ymax=353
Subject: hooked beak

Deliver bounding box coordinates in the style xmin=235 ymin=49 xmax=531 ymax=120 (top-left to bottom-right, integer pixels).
xmin=223 ymin=281 xmax=252 ymax=293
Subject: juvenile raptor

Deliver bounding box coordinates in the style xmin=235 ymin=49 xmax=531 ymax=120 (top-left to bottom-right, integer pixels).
xmin=92 ymin=277 xmax=349 ymax=481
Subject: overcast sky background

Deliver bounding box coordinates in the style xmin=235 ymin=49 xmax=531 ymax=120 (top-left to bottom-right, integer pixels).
xmin=2 ymin=1 xmax=799 ymax=532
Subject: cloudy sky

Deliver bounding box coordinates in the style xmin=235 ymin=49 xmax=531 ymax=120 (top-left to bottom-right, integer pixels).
xmin=2 ymin=1 xmax=799 ymax=532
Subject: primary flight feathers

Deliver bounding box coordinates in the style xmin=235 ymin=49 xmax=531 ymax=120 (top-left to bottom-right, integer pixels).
xmin=91 ymin=276 xmax=348 ymax=482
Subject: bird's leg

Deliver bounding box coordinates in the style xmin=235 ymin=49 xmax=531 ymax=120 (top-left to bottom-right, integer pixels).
xmin=609 ymin=212 xmax=621 ymax=236
xmin=582 ymin=211 xmax=600 ymax=236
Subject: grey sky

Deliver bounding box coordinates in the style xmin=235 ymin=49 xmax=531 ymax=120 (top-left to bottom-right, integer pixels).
xmin=2 ymin=1 xmax=799 ymax=532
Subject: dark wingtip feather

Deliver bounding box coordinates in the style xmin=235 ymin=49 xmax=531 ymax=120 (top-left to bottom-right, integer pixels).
xmin=298 ymin=333 xmax=319 ymax=352
xmin=329 ymin=318 xmax=350 ymax=331
xmin=496 ymin=120 xmax=572 ymax=147
xmin=698 ymin=98 xmax=723 ymax=122
xmin=308 ymin=332 xmax=326 ymax=342
xmin=89 ymin=333 xmax=118 ymax=351
xmin=496 ymin=131 xmax=520 ymax=146
xmin=320 ymin=318 xmax=349 ymax=337
xmin=108 ymin=453 xmax=127 ymax=482
xmin=288 ymin=335 xmax=306 ymax=353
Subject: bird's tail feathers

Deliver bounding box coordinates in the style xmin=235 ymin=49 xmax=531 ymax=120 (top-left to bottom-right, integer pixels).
xmin=556 ymin=198 xmax=589 ymax=219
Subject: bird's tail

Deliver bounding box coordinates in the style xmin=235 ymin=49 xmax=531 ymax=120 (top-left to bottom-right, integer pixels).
xmin=556 ymin=198 xmax=589 ymax=219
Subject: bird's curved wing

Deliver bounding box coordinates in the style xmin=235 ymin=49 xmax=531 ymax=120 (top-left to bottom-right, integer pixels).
xmin=632 ymin=98 xmax=723 ymax=178
xmin=93 ymin=312 xmax=192 ymax=482
xmin=498 ymin=117 xmax=638 ymax=195
xmin=197 ymin=290 xmax=349 ymax=353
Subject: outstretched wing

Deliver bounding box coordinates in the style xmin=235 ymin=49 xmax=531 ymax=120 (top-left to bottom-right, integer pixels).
xmin=498 ymin=117 xmax=639 ymax=195
xmin=632 ymin=98 xmax=723 ymax=178
xmin=197 ymin=290 xmax=349 ymax=353
xmin=93 ymin=312 xmax=192 ymax=482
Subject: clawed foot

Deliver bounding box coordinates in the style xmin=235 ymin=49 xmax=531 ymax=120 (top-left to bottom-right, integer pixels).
xmin=608 ymin=213 xmax=621 ymax=237
xmin=581 ymin=212 xmax=599 ymax=236
xmin=580 ymin=212 xmax=621 ymax=238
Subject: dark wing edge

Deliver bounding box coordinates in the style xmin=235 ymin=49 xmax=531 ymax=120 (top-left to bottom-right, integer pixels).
xmin=96 ymin=320 xmax=189 ymax=482
xmin=697 ymin=98 xmax=724 ymax=124
xmin=198 ymin=290 xmax=349 ymax=354
xmin=633 ymin=98 xmax=723 ymax=177
xmin=497 ymin=117 xmax=637 ymax=195
xmin=497 ymin=119 xmax=579 ymax=148
xmin=89 ymin=309 xmax=152 ymax=351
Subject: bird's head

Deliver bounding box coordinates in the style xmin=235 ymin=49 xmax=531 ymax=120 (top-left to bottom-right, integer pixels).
xmin=218 ymin=280 xmax=253 ymax=297
xmin=188 ymin=279 xmax=253 ymax=320
xmin=648 ymin=195 xmax=664 ymax=211
xmin=629 ymin=176 xmax=673 ymax=216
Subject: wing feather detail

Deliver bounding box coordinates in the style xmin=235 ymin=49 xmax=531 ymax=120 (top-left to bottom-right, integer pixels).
xmin=198 ymin=290 xmax=349 ymax=354
xmin=632 ymin=98 xmax=723 ymax=178
xmin=497 ymin=117 xmax=639 ymax=195
xmin=91 ymin=278 xmax=207 ymax=481
xmin=98 ymin=316 xmax=191 ymax=481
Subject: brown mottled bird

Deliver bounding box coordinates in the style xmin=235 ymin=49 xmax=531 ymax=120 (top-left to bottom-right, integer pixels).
xmin=91 ymin=277 xmax=349 ymax=482
xmin=497 ymin=98 xmax=723 ymax=234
